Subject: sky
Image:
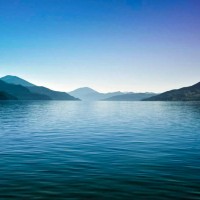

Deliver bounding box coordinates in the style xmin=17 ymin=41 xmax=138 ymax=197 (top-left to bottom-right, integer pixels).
xmin=0 ymin=0 xmax=200 ymax=93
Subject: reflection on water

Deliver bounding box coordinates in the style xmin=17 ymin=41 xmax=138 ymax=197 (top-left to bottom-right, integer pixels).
xmin=0 ymin=101 xmax=200 ymax=199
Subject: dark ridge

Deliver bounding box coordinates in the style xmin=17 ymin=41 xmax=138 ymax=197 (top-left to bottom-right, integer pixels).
xmin=0 ymin=80 xmax=51 ymax=100
xmin=29 ymin=86 xmax=80 ymax=101
xmin=143 ymin=82 xmax=200 ymax=101
xmin=0 ymin=91 xmax=18 ymax=100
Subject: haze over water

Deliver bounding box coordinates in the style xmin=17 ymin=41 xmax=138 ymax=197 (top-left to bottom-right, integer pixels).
xmin=0 ymin=101 xmax=200 ymax=199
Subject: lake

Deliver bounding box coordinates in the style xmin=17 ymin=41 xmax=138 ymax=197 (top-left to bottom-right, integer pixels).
xmin=0 ymin=101 xmax=200 ymax=199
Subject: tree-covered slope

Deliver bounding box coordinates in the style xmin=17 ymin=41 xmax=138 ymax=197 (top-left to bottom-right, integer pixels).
xmin=144 ymin=82 xmax=200 ymax=101
xmin=0 ymin=91 xmax=17 ymax=100
xmin=29 ymin=86 xmax=80 ymax=101
xmin=0 ymin=80 xmax=51 ymax=100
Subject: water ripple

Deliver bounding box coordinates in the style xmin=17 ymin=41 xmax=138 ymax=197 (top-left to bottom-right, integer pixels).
xmin=0 ymin=101 xmax=200 ymax=199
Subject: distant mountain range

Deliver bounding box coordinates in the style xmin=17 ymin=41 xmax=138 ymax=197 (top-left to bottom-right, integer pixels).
xmin=144 ymin=82 xmax=200 ymax=101
xmin=69 ymin=87 xmax=124 ymax=101
xmin=103 ymin=93 xmax=157 ymax=101
xmin=1 ymin=75 xmax=199 ymax=101
xmin=69 ymin=87 xmax=157 ymax=101
xmin=0 ymin=75 xmax=79 ymax=101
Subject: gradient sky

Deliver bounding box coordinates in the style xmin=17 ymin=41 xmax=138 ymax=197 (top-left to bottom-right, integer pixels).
xmin=0 ymin=0 xmax=200 ymax=93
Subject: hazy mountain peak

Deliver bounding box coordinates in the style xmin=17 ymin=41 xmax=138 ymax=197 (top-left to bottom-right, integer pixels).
xmin=70 ymin=87 xmax=98 ymax=94
xmin=1 ymin=75 xmax=35 ymax=87
xmin=69 ymin=87 xmax=124 ymax=101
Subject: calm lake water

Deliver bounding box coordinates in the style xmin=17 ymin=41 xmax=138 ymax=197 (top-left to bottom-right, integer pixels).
xmin=0 ymin=101 xmax=200 ymax=200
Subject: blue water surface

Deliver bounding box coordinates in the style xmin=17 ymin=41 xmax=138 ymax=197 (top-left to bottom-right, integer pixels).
xmin=0 ymin=101 xmax=200 ymax=200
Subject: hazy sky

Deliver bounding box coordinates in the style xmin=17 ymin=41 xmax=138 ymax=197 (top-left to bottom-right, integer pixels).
xmin=0 ymin=0 xmax=200 ymax=92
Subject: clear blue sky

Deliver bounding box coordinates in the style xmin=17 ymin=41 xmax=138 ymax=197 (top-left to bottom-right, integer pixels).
xmin=0 ymin=0 xmax=200 ymax=92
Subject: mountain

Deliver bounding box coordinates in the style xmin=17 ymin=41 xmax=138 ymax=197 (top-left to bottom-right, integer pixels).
xmin=69 ymin=87 xmax=123 ymax=101
xmin=143 ymin=82 xmax=200 ymax=101
xmin=0 ymin=80 xmax=50 ymax=100
xmin=1 ymin=75 xmax=35 ymax=87
xmin=28 ymin=86 xmax=80 ymax=101
xmin=0 ymin=91 xmax=17 ymax=100
xmin=1 ymin=75 xmax=80 ymax=101
xmin=103 ymin=93 xmax=157 ymax=101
